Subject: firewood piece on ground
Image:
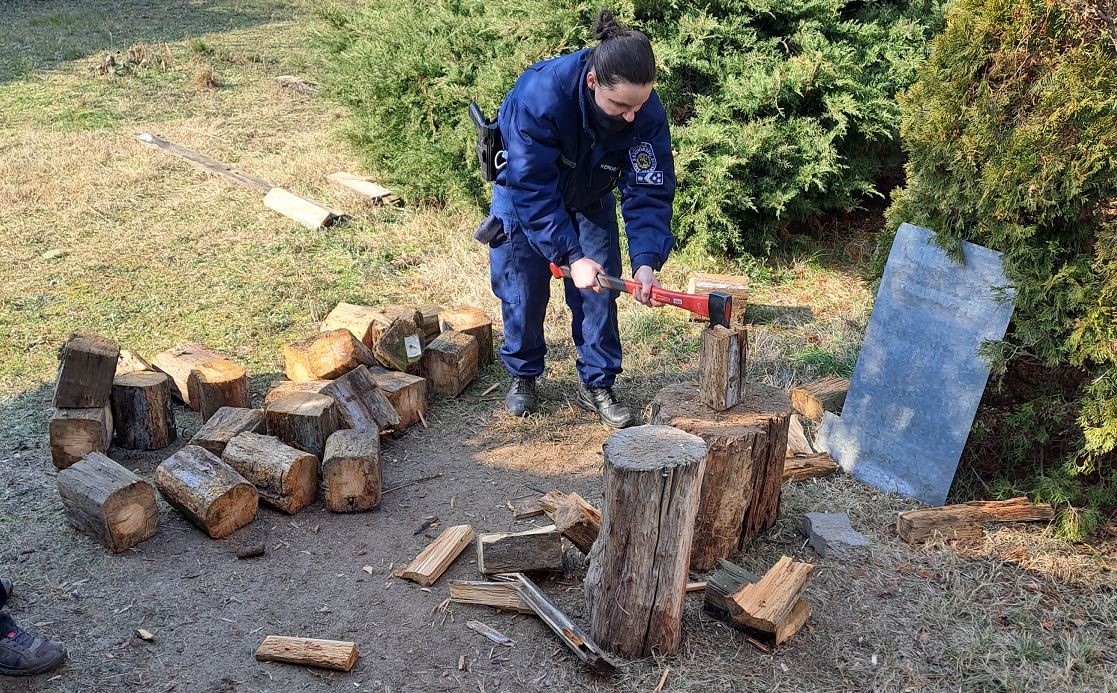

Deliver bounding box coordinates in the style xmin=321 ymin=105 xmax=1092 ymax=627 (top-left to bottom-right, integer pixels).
xmin=320 ymin=365 xmax=399 ymax=433
xmin=896 ymin=497 xmax=1054 ymax=543
xmin=54 ymin=333 xmax=120 ymax=408
xmin=783 ymin=453 xmax=839 ymax=482
xmin=320 ymin=302 xmax=383 ymax=347
xmin=728 ymin=555 xmax=813 ymax=644
xmin=274 ymin=75 xmax=317 ymax=95
xmin=537 ymin=490 xmax=569 ymax=516
xmin=790 ymin=376 xmax=849 ymax=422
xmin=255 ymin=635 xmax=358 ymax=672
xmin=502 ymin=572 xmax=618 ymax=675
xmin=703 ymin=559 xmax=810 ymax=649
xmin=263 ymin=187 xmax=344 ymax=230
xmin=284 ymin=330 xmax=375 ymax=382
xmin=115 ymin=349 xmax=153 ymax=377
xmin=190 ymin=407 xmax=266 ymax=456
xmin=648 ymin=381 xmax=792 ymax=570
xmin=265 ymin=392 xmax=339 ymax=458
xmin=111 ymin=371 xmax=176 ymax=450
xmin=687 ymin=273 xmax=749 ymax=324
xmin=585 ymin=425 xmax=708 ymax=659
xmin=421 ymin=331 xmax=479 ymax=398
xmin=155 ymin=445 xmax=258 ymax=538
xmin=439 ymin=307 xmax=494 ymax=367
xmin=222 ymin=432 xmax=319 ymax=514
xmin=465 ymin=620 xmax=513 ymax=647
xmin=506 ymin=494 xmax=545 ymax=520
xmin=699 ymin=324 xmax=748 ymax=411
xmin=395 ymin=524 xmax=475 ymax=587
xmin=150 ymin=342 xmax=226 ymax=408
xmin=327 ymin=172 xmax=398 ymax=205
xmin=369 ymin=309 xmax=424 ymax=373
xmin=786 ymin=414 xmax=814 ymax=456
xmin=477 ymin=526 xmax=563 ymax=575
xmin=50 ymin=405 xmax=113 ymax=470
xmin=553 ymin=492 xmax=601 ymax=555
xmin=321 ymin=429 xmax=380 ymax=512
xmin=56 ymin=452 xmax=158 ymax=553
xmin=265 ymin=379 xmax=330 ymax=406
xmin=448 ymin=581 xmax=532 ymax=613
xmin=187 ymin=358 xmax=250 ymax=422
xmin=368 ymin=367 xmax=427 ymax=431
xmin=416 ymin=304 xmax=443 ymax=346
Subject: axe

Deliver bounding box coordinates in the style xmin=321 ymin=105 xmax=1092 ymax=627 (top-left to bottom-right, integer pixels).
xmin=548 ymin=263 xmax=732 ymax=328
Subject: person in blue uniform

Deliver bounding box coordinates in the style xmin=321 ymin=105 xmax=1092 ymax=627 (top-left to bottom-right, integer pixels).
xmin=487 ymin=10 xmax=675 ymax=428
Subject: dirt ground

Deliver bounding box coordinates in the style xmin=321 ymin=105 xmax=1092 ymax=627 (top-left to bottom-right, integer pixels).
xmin=3 ymin=374 xmax=1116 ymax=692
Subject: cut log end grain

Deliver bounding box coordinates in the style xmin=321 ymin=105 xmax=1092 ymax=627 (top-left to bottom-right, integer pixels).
xmin=699 ymin=324 xmax=748 ymax=411
xmin=703 ymin=559 xmax=810 ymax=648
xmin=790 ymin=377 xmax=849 ymax=422
xmin=49 ymin=405 xmax=113 ymax=469
xmin=320 ymin=302 xmax=382 ymax=346
xmin=264 ymin=379 xmax=330 ymax=406
xmin=187 ymin=359 xmax=249 ymax=422
xmin=111 ymin=371 xmax=176 ymax=451
xmin=283 ymin=330 xmax=375 ymax=382
xmin=151 ymin=342 xmax=225 ymax=408
xmin=155 ymin=445 xmax=258 ymax=539
xmin=727 ymin=555 xmax=813 ymax=645
xmin=255 ymin=635 xmax=358 ymax=672
xmin=56 ymin=452 xmax=159 ymax=553
xmin=368 ymin=367 xmax=427 ymax=430
xmin=54 ymin=333 xmax=120 ymax=409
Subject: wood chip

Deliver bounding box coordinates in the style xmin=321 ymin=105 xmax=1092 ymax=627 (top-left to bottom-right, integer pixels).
xmin=466 ymin=620 xmax=513 ymax=647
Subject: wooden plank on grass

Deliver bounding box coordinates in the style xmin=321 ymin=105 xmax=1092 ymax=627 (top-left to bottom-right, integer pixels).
xmin=135 ymin=132 xmax=272 ymax=194
xmin=328 ymin=172 xmax=397 ymax=205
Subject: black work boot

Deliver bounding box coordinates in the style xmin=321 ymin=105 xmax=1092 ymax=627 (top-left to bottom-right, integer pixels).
xmin=0 ymin=614 xmax=66 ymax=678
xmin=505 ymin=376 xmax=538 ymax=416
xmin=576 ymin=383 xmax=635 ymax=429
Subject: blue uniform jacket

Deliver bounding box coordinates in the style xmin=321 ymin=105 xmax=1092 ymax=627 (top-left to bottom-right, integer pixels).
xmin=489 ymin=49 xmax=675 ymax=273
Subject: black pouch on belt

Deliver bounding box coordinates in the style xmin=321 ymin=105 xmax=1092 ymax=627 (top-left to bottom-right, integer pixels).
xmin=474 ymin=215 xmax=507 ymax=248
xmin=469 ymin=101 xmax=505 ymax=182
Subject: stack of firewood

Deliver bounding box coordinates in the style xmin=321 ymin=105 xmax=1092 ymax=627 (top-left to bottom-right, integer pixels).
xmin=49 ymin=301 xmax=495 ymax=550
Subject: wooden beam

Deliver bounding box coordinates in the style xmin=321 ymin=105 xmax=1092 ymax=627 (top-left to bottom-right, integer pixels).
xmin=263 ymin=187 xmax=344 ymax=230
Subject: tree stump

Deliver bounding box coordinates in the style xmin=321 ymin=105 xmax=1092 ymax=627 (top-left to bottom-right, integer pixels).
xmin=320 ymin=365 xmax=399 ymax=433
xmin=265 ymin=392 xmax=339 ymax=458
xmin=648 ymin=381 xmax=791 ymax=568
xmin=584 ymin=425 xmax=707 ymax=659
xmin=49 ymin=405 xmax=113 ymax=469
xmin=439 ymin=307 xmax=494 ymax=367
xmin=421 ymin=331 xmax=478 ymax=397
xmin=369 ymin=367 xmax=427 ymax=430
xmin=54 ymin=333 xmax=119 ymax=408
xmin=111 ymin=371 xmax=176 ymax=450
xmin=189 ymin=406 xmax=266 ymax=456
xmin=283 ymin=330 xmax=375 ymax=382
xmin=155 ymin=445 xmax=258 ymax=538
xmin=187 ymin=359 xmax=250 ymax=422
xmin=223 ymin=432 xmax=319 ymax=514
xmin=56 ymin=452 xmax=158 ymax=553
xmin=321 ymin=429 xmax=381 ymax=512
xmin=699 ymin=325 xmax=748 ymax=411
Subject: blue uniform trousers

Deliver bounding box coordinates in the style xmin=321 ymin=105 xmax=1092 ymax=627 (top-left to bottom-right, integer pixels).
xmin=489 ymin=197 xmax=623 ymax=388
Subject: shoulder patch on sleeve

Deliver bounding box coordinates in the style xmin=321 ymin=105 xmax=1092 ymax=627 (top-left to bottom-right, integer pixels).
xmin=629 ymin=142 xmax=663 ymax=185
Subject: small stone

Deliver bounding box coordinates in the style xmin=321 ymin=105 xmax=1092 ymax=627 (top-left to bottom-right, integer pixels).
xmin=41 ymin=249 xmax=67 ymax=261
xmin=801 ymin=511 xmax=869 ymax=558
xmin=136 ymin=628 xmax=155 ymax=641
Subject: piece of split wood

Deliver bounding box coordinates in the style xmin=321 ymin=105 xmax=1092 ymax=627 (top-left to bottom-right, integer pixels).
xmin=466 ymin=620 xmax=513 ymax=647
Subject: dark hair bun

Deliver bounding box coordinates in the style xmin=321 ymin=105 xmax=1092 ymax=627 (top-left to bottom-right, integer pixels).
xmin=594 ymin=9 xmax=627 ymax=41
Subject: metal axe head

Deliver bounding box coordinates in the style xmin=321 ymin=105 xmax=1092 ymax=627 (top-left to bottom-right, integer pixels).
xmin=708 ymin=292 xmax=732 ymax=329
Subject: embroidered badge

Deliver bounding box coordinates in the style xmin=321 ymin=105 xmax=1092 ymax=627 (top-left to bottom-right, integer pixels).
xmin=629 ymin=142 xmax=663 ymax=185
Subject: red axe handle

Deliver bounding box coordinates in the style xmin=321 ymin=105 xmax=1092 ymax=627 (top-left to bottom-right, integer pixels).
xmin=548 ymin=263 xmax=730 ymax=327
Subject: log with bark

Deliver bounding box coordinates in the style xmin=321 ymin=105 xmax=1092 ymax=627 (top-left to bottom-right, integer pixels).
xmin=255 ymin=636 xmax=358 ymax=672
xmin=421 ymin=331 xmax=479 ymax=398
xmin=506 ymin=495 xmax=546 ymax=520
xmin=416 ymin=304 xmax=443 ymax=346
xmin=283 ymin=330 xmax=375 ymax=382
xmin=395 ymin=524 xmax=475 ymax=586
xmin=439 ymin=307 xmax=494 ymax=367
xmin=369 ymin=309 xmax=424 ymax=373
xmin=321 ymin=429 xmax=380 ymax=512
xmin=265 ymin=392 xmax=339 ymax=458
xmin=190 ymin=407 xmax=266 ymax=456
xmin=264 ymin=379 xmax=330 ymax=406
xmin=187 ymin=359 xmax=250 ymax=422
xmin=648 ymin=381 xmax=791 ymax=570
xmin=477 ymin=526 xmax=563 ymax=575
xmin=584 ymin=425 xmax=707 ymax=659
xmin=896 ymin=497 xmax=1054 ymax=543
xmin=155 ymin=445 xmax=258 ymax=538
xmin=687 ymin=273 xmax=749 ymax=324
xmin=49 ymin=405 xmax=113 ymax=469
xmin=151 ymin=342 xmax=240 ymax=409
xmin=56 ymin=452 xmax=158 ymax=552
xmin=699 ymin=324 xmax=748 ymax=411
xmin=368 ymin=367 xmax=427 ymax=430
xmin=222 ymin=432 xmax=319 ymax=514
xmin=727 ymin=555 xmax=813 ymax=645
xmin=790 ymin=376 xmax=849 ymax=422
xmin=54 ymin=333 xmax=119 ymax=408
xmin=320 ymin=365 xmax=399 ymax=433
xmin=553 ymin=492 xmax=601 ymax=555
xmin=783 ymin=453 xmax=839 ymax=482
xmin=111 ymin=371 xmax=176 ymax=450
